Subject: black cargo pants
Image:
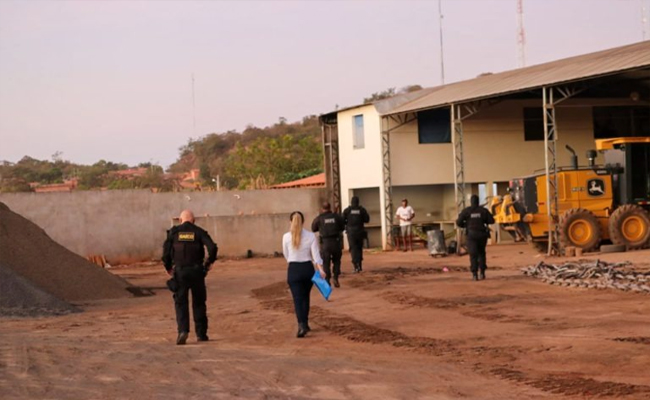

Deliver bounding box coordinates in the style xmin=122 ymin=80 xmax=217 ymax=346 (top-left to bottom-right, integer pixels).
xmin=321 ymin=237 xmax=342 ymax=282
xmin=466 ymin=233 xmax=488 ymax=275
xmin=174 ymin=264 xmax=208 ymax=337
xmin=347 ymin=232 xmax=365 ymax=266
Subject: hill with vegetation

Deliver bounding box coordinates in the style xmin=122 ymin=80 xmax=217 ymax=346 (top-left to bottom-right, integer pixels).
xmin=0 ymin=86 xmax=420 ymax=192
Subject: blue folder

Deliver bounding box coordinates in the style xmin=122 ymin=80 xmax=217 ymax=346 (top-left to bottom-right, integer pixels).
xmin=311 ymin=271 xmax=332 ymax=301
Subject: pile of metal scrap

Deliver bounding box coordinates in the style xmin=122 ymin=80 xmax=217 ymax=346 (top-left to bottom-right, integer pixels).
xmin=522 ymin=260 xmax=650 ymax=293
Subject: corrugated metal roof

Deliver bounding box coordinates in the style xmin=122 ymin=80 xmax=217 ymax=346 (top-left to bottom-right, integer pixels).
xmin=271 ymin=173 xmax=325 ymax=189
xmin=387 ymin=41 xmax=650 ymax=115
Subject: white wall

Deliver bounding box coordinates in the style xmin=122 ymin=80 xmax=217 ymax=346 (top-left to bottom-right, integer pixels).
xmin=337 ymin=104 xmax=383 ymax=211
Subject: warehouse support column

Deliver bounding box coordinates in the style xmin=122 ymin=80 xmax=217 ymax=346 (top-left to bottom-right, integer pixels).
xmin=451 ymin=101 xmax=499 ymax=253
xmin=542 ymin=87 xmax=560 ymax=256
xmin=321 ymin=118 xmax=341 ymax=212
xmin=380 ymin=113 xmax=418 ymax=250
xmin=380 ymin=116 xmax=393 ymax=250
xmin=541 ymin=85 xmax=586 ymax=256
xmin=451 ymin=104 xmax=468 ymax=254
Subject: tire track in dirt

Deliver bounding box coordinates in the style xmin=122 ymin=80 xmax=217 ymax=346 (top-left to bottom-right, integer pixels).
xmin=346 ymin=266 xmax=474 ymax=290
xmin=490 ymin=366 xmax=650 ymax=398
xmin=381 ymin=291 xmax=570 ymax=329
xmin=612 ymin=337 xmax=650 ymax=345
xmin=251 ymin=277 xmax=650 ymax=398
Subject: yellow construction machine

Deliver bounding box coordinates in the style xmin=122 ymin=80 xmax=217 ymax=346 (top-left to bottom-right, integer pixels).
xmin=491 ymin=137 xmax=650 ymax=253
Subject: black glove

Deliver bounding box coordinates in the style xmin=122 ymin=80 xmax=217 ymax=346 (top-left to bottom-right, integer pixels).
xmin=166 ymin=278 xmax=178 ymax=292
xmin=203 ymin=262 xmax=211 ymax=276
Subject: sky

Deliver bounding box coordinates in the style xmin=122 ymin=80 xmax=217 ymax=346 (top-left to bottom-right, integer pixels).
xmin=0 ymin=0 xmax=647 ymax=167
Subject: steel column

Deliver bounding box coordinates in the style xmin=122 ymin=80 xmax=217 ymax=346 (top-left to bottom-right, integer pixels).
xmin=541 ymin=84 xmax=586 ymax=255
xmin=380 ymin=113 xmax=418 ymax=249
xmin=321 ymin=122 xmax=341 ymax=213
xmin=542 ymin=87 xmax=560 ymax=255
xmin=381 ymin=116 xmax=393 ymax=249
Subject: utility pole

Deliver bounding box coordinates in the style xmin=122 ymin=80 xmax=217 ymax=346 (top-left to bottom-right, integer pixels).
xmin=517 ymin=0 xmax=526 ymax=68
xmin=438 ymin=0 xmax=445 ymax=85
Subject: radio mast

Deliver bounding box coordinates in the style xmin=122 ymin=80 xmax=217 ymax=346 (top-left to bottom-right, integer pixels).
xmin=517 ymin=0 xmax=527 ymax=68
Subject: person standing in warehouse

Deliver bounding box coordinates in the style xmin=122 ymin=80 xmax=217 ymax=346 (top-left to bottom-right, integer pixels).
xmin=456 ymin=195 xmax=495 ymax=281
xmin=311 ymin=202 xmax=345 ymax=288
xmin=395 ymin=198 xmax=415 ymax=251
xmin=162 ymin=209 xmax=218 ymax=345
xmin=343 ymin=196 xmax=370 ymax=273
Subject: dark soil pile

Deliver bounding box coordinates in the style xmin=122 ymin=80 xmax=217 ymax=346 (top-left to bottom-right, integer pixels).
xmin=0 ymin=202 xmax=132 ymax=315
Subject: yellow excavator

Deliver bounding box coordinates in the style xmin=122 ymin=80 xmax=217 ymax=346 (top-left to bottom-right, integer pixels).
xmin=491 ymin=137 xmax=650 ymax=253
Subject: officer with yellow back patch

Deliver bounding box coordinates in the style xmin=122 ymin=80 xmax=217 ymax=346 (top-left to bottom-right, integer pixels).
xmin=162 ymin=209 xmax=218 ymax=345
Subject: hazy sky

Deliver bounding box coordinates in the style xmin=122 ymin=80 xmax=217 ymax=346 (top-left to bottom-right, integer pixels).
xmin=0 ymin=0 xmax=647 ymax=167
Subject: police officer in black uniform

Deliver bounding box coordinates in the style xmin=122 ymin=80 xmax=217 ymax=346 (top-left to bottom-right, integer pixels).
xmin=456 ymin=195 xmax=495 ymax=281
xmin=311 ymin=202 xmax=345 ymax=288
xmin=343 ymin=196 xmax=370 ymax=273
xmin=162 ymin=209 xmax=218 ymax=345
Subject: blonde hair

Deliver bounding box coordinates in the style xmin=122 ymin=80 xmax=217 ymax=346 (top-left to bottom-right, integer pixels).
xmin=290 ymin=212 xmax=303 ymax=249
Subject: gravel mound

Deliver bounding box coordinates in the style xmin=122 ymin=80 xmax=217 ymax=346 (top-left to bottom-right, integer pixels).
xmin=0 ymin=262 xmax=79 ymax=317
xmin=0 ymin=201 xmax=133 ymax=305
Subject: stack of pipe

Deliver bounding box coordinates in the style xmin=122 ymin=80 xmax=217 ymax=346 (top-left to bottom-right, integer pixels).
xmin=522 ymin=260 xmax=650 ymax=293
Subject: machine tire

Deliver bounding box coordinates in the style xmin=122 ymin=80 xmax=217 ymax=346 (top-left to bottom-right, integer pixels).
xmin=600 ymin=244 xmax=626 ymax=254
xmin=609 ymin=205 xmax=650 ymax=250
xmin=559 ymin=208 xmax=601 ymax=252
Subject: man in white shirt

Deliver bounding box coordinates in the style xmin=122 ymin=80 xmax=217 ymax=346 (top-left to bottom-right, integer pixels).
xmin=395 ymin=198 xmax=415 ymax=251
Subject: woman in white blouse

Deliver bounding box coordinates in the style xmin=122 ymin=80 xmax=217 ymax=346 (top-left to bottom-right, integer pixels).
xmin=282 ymin=211 xmax=326 ymax=338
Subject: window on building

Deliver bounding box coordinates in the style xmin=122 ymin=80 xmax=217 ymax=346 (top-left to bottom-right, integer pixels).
xmin=593 ymin=106 xmax=650 ymax=139
xmin=353 ymin=115 xmax=365 ymax=149
xmin=523 ymin=107 xmax=544 ymax=141
xmin=417 ymin=108 xmax=451 ymax=143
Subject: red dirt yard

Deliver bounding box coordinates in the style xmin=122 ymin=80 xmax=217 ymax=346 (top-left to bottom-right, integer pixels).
xmin=1 ymin=243 xmax=649 ymax=400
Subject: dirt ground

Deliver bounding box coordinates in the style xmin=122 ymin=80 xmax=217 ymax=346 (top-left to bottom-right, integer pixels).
xmin=1 ymin=243 xmax=650 ymax=400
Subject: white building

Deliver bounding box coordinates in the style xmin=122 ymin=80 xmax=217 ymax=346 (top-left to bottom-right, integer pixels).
xmin=320 ymin=41 xmax=650 ymax=249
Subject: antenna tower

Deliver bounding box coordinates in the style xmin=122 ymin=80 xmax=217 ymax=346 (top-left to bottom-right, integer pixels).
xmin=642 ymin=0 xmax=649 ymax=41
xmin=438 ymin=0 xmax=445 ymax=85
xmin=517 ymin=0 xmax=526 ymax=68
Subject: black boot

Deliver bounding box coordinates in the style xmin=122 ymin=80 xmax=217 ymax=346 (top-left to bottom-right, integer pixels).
xmin=472 ymin=273 xmax=478 ymax=281
xmin=176 ymin=331 xmax=188 ymax=345
xmin=353 ymin=264 xmax=359 ymax=273
xmin=479 ymin=271 xmax=486 ymax=280
xmin=197 ymin=334 xmax=209 ymax=342
xmin=333 ymin=276 xmax=340 ymax=288
xmin=358 ymin=261 xmax=363 ymax=272
xmin=297 ymin=323 xmax=308 ymax=338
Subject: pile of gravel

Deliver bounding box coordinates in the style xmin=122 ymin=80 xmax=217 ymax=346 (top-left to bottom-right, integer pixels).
xmin=0 ymin=202 xmax=133 ymax=316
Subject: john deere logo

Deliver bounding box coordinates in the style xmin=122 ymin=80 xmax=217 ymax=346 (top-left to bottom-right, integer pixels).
xmin=587 ymin=179 xmax=605 ymax=197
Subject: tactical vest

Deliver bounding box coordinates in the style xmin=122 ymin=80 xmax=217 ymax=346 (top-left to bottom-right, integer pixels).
xmin=318 ymin=213 xmax=341 ymax=238
xmin=171 ymin=225 xmax=205 ymax=267
xmin=346 ymin=207 xmax=365 ymax=232
xmin=466 ymin=207 xmax=489 ymax=234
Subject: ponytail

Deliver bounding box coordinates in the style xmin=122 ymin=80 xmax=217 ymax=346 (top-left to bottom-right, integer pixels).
xmin=290 ymin=212 xmax=304 ymax=249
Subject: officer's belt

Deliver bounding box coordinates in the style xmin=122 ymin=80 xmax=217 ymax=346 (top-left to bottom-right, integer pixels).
xmin=176 ymin=263 xmax=202 ymax=269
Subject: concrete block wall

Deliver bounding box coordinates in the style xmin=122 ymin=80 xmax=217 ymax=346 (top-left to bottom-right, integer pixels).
xmin=0 ymin=188 xmax=326 ymax=263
